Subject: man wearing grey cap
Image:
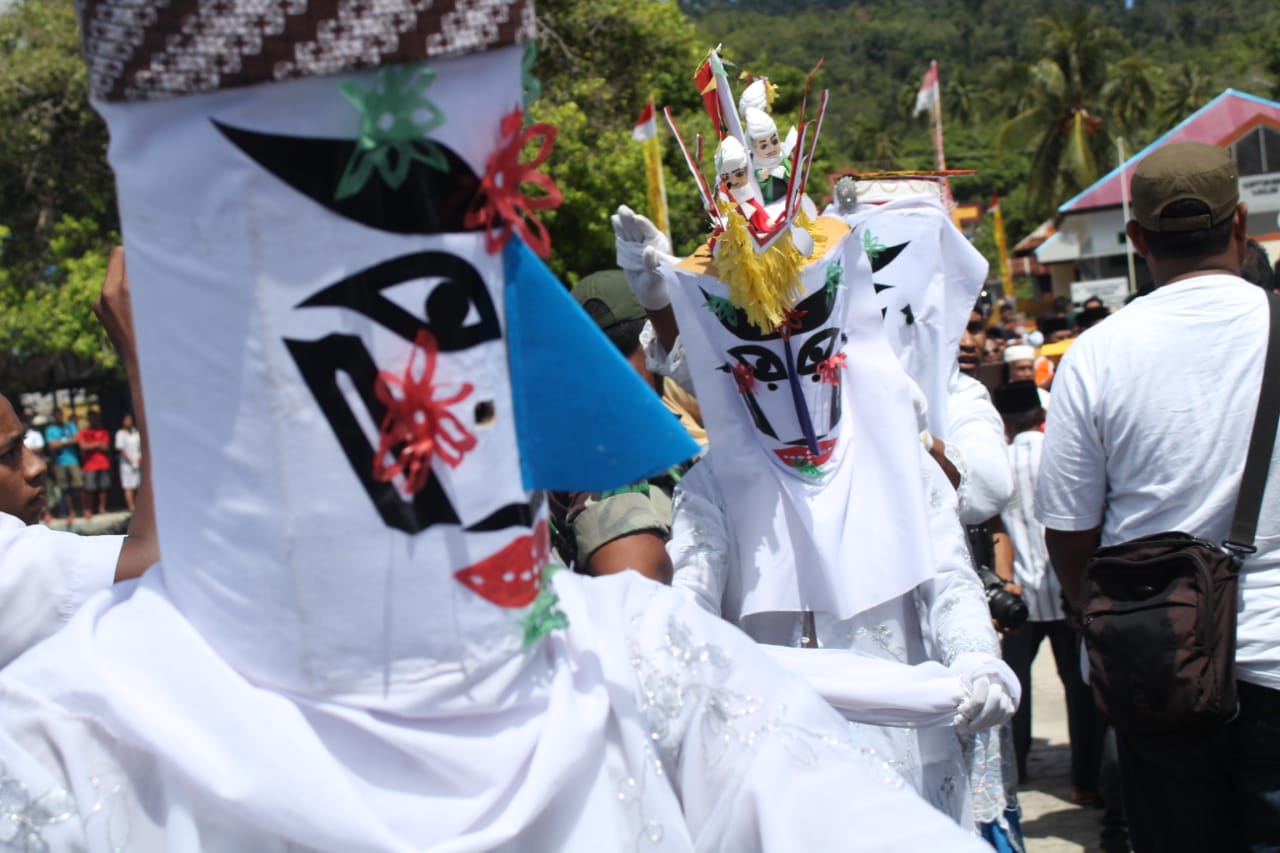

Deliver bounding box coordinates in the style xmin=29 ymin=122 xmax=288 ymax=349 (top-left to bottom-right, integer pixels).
xmin=1036 ymin=141 xmax=1280 ymax=850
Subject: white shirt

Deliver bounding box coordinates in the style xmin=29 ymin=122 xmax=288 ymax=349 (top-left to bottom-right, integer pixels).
xmin=1036 ymin=274 xmax=1280 ymax=690
xmin=23 ymin=429 xmax=44 ymax=453
xmin=946 ymin=371 xmax=1015 ymax=525
xmin=1002 ymin=430 xmax=1061 ymax=622
xmin=114 ymin=428 xmax=141 ymax=468
xmin=0 ymin=512 xmax=121 ymax=668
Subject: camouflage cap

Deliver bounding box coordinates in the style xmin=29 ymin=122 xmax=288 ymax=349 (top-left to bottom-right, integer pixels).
xmin=572 ymin=270 xmax=646 ymax=331
xmin=1131 ymin=141 xmax=1239 ymax=233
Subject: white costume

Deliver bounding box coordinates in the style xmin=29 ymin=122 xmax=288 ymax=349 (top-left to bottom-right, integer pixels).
xmin=628 ymin=184 xmax=1014 ymax=822
xmin=0 ymin=8 xmax=987 ymax=852
xmin=670 ymin=449 xmax=1005 ymax=820
xmin=827 ymin=194 xmax=1012 ymax=525
xmin=0 ymin=512 xmax=120 ymax=668
xmin=827 ymin=186 xmax=1019 ymax=832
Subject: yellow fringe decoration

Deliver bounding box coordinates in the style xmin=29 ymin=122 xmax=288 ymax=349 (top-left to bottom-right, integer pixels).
xmin=714 ymin=207 xmax=828 ymax=334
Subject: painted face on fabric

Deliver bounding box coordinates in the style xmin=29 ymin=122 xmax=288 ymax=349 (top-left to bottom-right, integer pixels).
xmin=700 ymin=261 xmax=850 ymax=479
xmin=217 ymin=96 xmax=550 ymax=612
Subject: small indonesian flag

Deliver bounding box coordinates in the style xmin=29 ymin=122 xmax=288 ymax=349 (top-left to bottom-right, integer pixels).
xmin=987 ymin=191 xmax=1001 ymax=214
xmin=631 ymin=97 xmax=671 ymax=243
xmin=913 ymin=60 xmax=940 ymax=117
xmin=632 ymin=99 xmax=658 ymax=142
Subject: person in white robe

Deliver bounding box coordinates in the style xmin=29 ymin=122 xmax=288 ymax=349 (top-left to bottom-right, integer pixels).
xmin=0 ymin=6 xmax=990 ymax=852
xmin=613 ymin=101 xmax=1017 ymax=823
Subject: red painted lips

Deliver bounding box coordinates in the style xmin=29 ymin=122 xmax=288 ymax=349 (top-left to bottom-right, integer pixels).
xmin=452 ymin=520 xmax=551 ymax=608
xmin=772 ymin=437 xmax=838 ymax=468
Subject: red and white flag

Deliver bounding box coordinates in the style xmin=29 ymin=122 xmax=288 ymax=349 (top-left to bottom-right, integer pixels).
xmin=913 ymin=60 xmax=940 ymax=117
xmin=631 ymin=98 xmax=670 ymax=241
xmin=632 ymin=99 xmax=657 ymax=142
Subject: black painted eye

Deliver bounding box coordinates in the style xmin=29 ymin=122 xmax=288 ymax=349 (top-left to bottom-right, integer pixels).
xmin=426 ymin=278 xmax=476 ymax=329
xmin=474 ymin=400 xmax=495 ymax=426
xmin=728 ymin=345 xmax=787 ymax=382
xmin=296 ymin=252 xmax=499 ymax=352
xmin=796 ymin=328 xmax=839 ymax=375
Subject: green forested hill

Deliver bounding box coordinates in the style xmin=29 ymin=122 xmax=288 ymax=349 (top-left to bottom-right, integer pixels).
xmin=681 ymin=0 xmax=1280 ymax=249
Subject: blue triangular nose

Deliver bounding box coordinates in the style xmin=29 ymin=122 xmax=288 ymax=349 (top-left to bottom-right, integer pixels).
xmin=503 ymin=239 xmax=700 ymax=491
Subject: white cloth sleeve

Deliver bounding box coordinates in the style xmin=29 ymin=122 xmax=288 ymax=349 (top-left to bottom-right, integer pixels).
xmin=1034 ymin=348 xmax=1108 ymax=531
xmin=668 ymin=462 xmax=731 ymax=618
xmin=761 ymin=647 xmax=964 ymax=727
xmin=945 ymin=373 xmax=1015 ymax=525
xmin=639 ymin=321 xmax=696 ymax=396
xmin=0 ymin=514 xmax=121 ymax=668
xmin=914 ymin=460 xmax=1001 ymax=667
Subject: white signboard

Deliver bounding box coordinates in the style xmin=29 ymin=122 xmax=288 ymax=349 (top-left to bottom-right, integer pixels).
xmin=1241 ymin=172 xmax=1280 ymax=212
xmin=1070 ymin=276 xmax=1130 ymax=309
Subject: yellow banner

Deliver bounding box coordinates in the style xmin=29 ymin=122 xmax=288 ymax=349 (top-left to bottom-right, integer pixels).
xmin=992 ymin=203 xmax=1013 ymax=297
xmin=642 ymin=135 xmax=670 ymax=243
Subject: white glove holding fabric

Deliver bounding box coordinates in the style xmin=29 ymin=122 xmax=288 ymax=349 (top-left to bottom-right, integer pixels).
xmin=611 ymin=204 xmax=673 ymax=311
xmin=949 ymin=652 xmax=1020 ymax=734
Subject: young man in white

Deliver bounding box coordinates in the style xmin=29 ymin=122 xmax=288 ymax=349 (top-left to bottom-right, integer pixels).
xmin=1037 ymin=140 xmax=1280 ymax=850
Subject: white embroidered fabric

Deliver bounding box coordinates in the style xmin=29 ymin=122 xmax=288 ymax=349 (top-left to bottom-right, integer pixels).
xmin=669 ymin=453 xmax=1008 ymax=824
xmin=0 ymin=571 xmax=990 ymax=852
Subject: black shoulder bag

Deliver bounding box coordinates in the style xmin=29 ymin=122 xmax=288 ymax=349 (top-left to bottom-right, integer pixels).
xmin=1080 ymin=292 xmax=1280 ymax=737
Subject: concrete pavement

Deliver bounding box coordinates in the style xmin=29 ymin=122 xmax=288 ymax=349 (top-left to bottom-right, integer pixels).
xmin=1017 ymin=645 xmax=1113 ymax=852
xmin=44 ymin=510 xmax=132 ymax=536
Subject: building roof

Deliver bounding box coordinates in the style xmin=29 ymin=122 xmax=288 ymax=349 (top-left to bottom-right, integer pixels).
xmin=1058 ymin=89 xmax=1280 ymax=214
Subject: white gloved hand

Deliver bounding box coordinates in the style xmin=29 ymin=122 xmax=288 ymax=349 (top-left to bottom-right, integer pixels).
xmin=611 ymin=204 xmax=673 ymax=311
xmin=953 ymin=676 xmax=1016 ymax=733
xmin=949 ymin=652 xmax=1020 ymax=734
xmin=907 ymin=377 xmax=934 ymax=452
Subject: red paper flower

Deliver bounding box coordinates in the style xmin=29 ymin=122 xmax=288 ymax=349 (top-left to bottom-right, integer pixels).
xmin=816 ymin=350 xmax=848 ymax=385
xmin=731 ymin=362 xmax=756 ymax=394
xmin=465 ymin=108 xmax=563 ymax=259
xmin=372 ymin=330 xmax=477 ymax=494
xmin=778 ymin=307 xmax=809 ymax=340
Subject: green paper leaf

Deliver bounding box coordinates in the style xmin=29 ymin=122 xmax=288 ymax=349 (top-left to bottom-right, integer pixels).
xmin=862 ymin=229 xmax=886 ymax=263
xmin=521 ymin=563 xmax=571 ymax=647
xmin=334 ymin=62 xmax=448 ymax=199
xmin=522 ymin=43 xmax=543 ymax=115
xmin=824 ymin=260 xmax=845 ymax=300
xmin=703 ymin=293 xmax=738 ymax=323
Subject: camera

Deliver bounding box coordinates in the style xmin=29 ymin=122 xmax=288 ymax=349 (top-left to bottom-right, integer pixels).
xmin=974 ymin=565 xmax=1029 ymax=632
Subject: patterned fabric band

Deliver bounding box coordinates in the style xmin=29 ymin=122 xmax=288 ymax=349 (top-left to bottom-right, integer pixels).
xmin=77 ymin=0 xmax=535 ymax=102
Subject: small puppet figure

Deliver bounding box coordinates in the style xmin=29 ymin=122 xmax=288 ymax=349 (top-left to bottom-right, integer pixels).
xmin=715 ymin=135 xmax=772 ymax=233
xmin=743 ymin=106 xmax=791 ymax=204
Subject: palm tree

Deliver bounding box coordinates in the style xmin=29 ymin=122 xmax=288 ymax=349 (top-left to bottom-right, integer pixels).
xmin=1102 ymin=55 xmax=1162 ymax=144
xmin=995 ymin=10 xmax=1125 ymax=217
xmin=1158 ymin=64 xmax=1216 ymax=127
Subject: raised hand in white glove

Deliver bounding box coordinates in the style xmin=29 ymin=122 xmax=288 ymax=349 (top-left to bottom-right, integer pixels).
xmin=611 ymin=204 xmax=673 ymax=311
xmin=949 ymin=652 xmax=1020 ymax=734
